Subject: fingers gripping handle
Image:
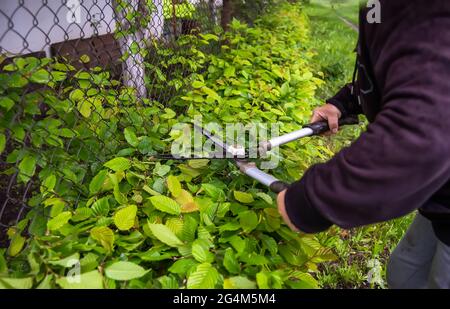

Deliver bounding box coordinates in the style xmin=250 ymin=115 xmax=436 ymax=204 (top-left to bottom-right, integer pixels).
xmin=303 ymin=115 xmax=359 ymax=135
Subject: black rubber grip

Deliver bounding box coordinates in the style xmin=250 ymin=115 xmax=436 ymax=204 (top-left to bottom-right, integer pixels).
xmin=303 ymin=115 xmax=359 ymax=135
xmin=269 ymin=181 xmax=290 ymax=194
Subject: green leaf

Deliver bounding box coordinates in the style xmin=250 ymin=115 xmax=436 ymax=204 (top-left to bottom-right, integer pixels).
xmin=91 ymin=197 xmax=110 ymax=216
xmin=201 ymin=184 xmax=224 ymax=201
xmin=149 ymin=195 xmax=181 ymax=215
xmin=89 ymin=170 xmax=108 ymax=195
xmin=47 ymin=211 xmax=72 ymax=231
xmin=104 ymin=157 xmax=131 ymax=172
xmin=0 ymin=277 xmax=33 ymax=289
xmin=79 ymin=54 xmax=91 ymax=63
xmin=124 ymin=127 xmax=139 ymax=147
xmin=223 ymin=248 xmax=240 ymax=274
xmin=56 ymin=270 xmax=103 ymax=289
xmin=191 ymin=239 xmax=213 ymax=263
xmin=8 ymin=234 xmax=25 ymax=257
xmin=256 ymin=192 xmax=273 ymax=205
xmin=260 ymin=234 xmax=278 ymax=256
xmin=113 ymin=205 xmax=137 ymax=231
xmin=286 ymin=272 xmax=319 ymax=289
xmin=238 ymin=210 xmax=259 ymax=233
xmin=48 ymin=253 xmax=80 ymax=267
xmin=18 ymin=155 xmax=36 ymax=183
xmin=0 ymin=250 xmax=7 ymax=274
xmin=188 ymin=159 xmax=209 ymax=169
xmin=224 ymin=276 xmax=256 ymax=289
xmin=72 ymin=207 xmax=93 ymax=222
xmin=256 ymin=271 xmax=270 ymax=289
xmin=130 ymin=41 xmax=140 ymax=55
xmin=30 ymin=69 xmax=51 ymax=84
xmin=233 ymin=191 xmax=254 ymax=204
xmin=0 ymin=97 xmax=15 ymax=111
xmin=90 ymin=226 xmax=115 ymax=252
xmin=154 ymin=163 xmax=170 ymax=177
xmin=41 ymin=174 xmax=56 ymax=192
xmin=187 ymin=263 xmax=219 ymax=289
xmin=224 ymin=66 xmax=236 ymax=78
xmin=0 ymin=133 xmax=5 ymax=154
xmin=77 ymin=100 xmax=92 ymax=118
xmin=104 ymin=261 xmax=148 ymax=281
xmin=113 ymin=185 xmax=128 ymax=205
xmin=148 ymin=223 xmax=183 ymax=247
xmin=192 ymin=81 xmax=204 ymax=88
xmin=69 ymin=89 xmax=84 ymax=101
xmin=169 ymin=258 xmax=197 ymax=275
xmin=167 ymin=175 xmax=181 ymax=197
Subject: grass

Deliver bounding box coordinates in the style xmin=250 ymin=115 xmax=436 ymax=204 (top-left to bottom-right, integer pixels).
xmin=304 ymin=0 xmax=415 ymax=289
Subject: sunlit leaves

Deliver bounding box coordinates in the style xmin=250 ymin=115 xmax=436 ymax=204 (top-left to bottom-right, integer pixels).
xmin=167 ymin=175 xmax=181 ymax=197
xmin=47 ymin=211 xmax=72 ymax=231
xmin=187 ymin=263 xmax=219 ymax=289
xmin=105 ymin=261 xmax=148 ymax=281
xmin=90 ymin=226 xmax=115 ymax=252
xmin=233 ymin=191 xmax=254 ymax=204
xmin=149 ymin=196 xmax=181 ymax=215
xmin=113 ymin=205 xmax=137 ymax=231
xmin=148 ymin=223 xmax=183 ymax=247
xmin=57 ymin=271 xmax=103 ymax=289
xmin=104 ymin=157 xmax=131 ymax=172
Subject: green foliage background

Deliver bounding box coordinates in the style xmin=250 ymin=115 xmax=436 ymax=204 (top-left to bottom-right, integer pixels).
xmin=0 ymin=0 xmax=411 ymax=289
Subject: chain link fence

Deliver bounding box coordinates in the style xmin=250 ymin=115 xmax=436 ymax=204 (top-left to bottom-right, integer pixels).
xmin=0 ymin=0 xmax=279 ymax=247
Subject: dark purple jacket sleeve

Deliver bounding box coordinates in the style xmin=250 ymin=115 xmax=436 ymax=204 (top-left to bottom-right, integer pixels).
xmin=284 ymin=18 xmax=450 ymax=233
xmin=327 ymin=83 xmax=362 ymax=117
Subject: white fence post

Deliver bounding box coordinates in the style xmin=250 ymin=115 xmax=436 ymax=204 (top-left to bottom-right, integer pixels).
xmin=112 ymin=0 xmax=148 ymax=100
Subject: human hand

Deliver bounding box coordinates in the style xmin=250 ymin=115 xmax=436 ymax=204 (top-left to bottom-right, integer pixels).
xmin=310 ymin=103 xmax=342 ymax=135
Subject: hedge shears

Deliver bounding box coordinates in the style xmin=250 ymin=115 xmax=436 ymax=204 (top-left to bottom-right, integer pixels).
xmin=155 ymin=117 xmax=358 ymax=193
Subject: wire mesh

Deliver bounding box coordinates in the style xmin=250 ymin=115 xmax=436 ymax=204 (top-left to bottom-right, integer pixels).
xmin=0 ymin=0 xmax=238 ymax=247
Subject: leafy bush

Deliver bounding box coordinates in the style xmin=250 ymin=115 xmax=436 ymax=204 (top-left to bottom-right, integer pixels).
xmin=0 ymin=3 xmax=339 ymax=289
